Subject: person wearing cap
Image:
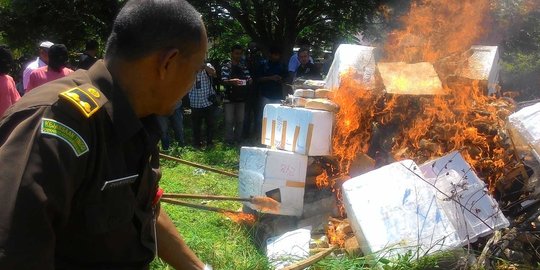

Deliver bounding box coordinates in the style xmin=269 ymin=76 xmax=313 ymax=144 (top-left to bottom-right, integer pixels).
xmin=22 ymin=41 xmax=53 ymax=91
xmin=0 ymin=0 xmax=210 ymax=269
xmin=26 ymin=44 xmax=74 ymax=93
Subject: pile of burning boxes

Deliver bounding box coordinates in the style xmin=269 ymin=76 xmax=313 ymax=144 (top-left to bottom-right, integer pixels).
xmin=238 ymin=44 xmax=512 ymax=267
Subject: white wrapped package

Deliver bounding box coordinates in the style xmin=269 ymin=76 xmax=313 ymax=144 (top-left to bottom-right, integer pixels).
xmin=420 ymin=151 xmax=510 ymax=244
xmin=325 ymin=44 xmax=377 ymax=90
xmin=261 ymin=104 xmax=334 ymax=156
xmin=508 ymin=102 xmax=540 ymax=161
xmin=266 ymin=227 xmax=311 ymax=269
xmin=342 ymin=160 xmax=461 ymax=258
xmin=458 ymin=45 xmax=500 ymax=95
xmin=239 ymin=147 xmax=308 ymax=216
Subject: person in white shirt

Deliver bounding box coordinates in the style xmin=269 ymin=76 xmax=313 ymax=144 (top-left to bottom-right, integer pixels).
xmin=22 ymin=41 xmax=53 ymax=91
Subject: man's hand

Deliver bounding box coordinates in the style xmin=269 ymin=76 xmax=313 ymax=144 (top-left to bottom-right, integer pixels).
xmin=224 ymin=78 xmax=245 ymax=86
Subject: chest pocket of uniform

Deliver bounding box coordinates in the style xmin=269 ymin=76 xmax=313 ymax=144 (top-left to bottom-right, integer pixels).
xmin=84 ymin=180 xmax=136 ymax=235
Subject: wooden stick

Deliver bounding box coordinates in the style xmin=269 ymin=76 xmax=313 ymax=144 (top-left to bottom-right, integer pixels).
xmin=159 ymin=153 xmax=238 ymax=178
xmin=161 ymin=197 xmax=237 ymax=214
xmin=162 ymin=193 xmax=251 ymax=202
xmin=282 ymin=246 xmax=337 ymax=270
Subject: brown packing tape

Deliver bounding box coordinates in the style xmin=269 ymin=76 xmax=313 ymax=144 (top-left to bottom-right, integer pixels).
xmin=305 ymin=123 xmax=314 ymax=155
xmin=261 ymin=117 xmax=267 ymax=144
xmin=281 ymin=121 xmax=287 ymax=149
xmin=286 ymin=180 xmax=306 ymax=188
xmin=292 ymin=126 xmax=300 ymax=152
xmin=271 ymin=120 xmax=276 ymax=147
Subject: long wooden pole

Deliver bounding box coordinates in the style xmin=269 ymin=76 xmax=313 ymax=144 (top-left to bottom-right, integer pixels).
xmin=162 ymin=193 xmax=251 ymax=202
xmin=159 ymin=153 xmax=238 ymax=178
xmin=161 ymin=197 xmax=237 ymax=214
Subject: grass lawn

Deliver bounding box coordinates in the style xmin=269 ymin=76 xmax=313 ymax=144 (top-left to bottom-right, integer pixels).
xmin=149 ymin=143 xmax=454 ymax=270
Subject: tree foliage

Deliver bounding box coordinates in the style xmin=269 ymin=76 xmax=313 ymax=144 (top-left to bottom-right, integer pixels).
xmin=191 ymin=0 xmax=387 ymax=60
xmin=494 ymin=0 xmax=540 ymax=100
xmin=0 ymin=0 xmax=120 ymax=57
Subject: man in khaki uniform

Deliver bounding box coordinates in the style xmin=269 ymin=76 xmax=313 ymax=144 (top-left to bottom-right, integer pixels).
xmin=0 ymin=0 xmax=210 ymax=269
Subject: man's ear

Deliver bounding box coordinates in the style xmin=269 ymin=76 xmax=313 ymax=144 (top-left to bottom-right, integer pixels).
xmin=158 ymin=49 xmax=180 ymax=80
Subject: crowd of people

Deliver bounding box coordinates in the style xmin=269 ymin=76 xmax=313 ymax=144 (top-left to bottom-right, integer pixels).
xmin=0 ymin=37 xmax=330 ymax=150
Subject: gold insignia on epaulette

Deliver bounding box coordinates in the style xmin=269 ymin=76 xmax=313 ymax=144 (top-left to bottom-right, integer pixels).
xmin=59 ymin=87 xmax=100 ymax=118
xmin=88 ymin=88 xmax=101 ymax=98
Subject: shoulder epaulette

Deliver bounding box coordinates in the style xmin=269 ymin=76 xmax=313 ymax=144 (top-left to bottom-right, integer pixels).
xmin=59 ymin=84 xmax=108 ymax=118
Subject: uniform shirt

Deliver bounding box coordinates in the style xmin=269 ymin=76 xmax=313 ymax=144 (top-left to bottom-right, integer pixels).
xmin=22 ymin=57 xmax=47 ymax=90
xmin=188 ymin=69 xmax=215 ymax=109
xmin=0 ymin=74 xmax=20 ymax=117
xmin=0 ymin=60 xmax=161 ymax=269
xmin=26 ymin=66 xmax=74 ymax=93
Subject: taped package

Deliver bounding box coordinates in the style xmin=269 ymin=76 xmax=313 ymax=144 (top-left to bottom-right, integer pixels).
xmin=420 ymin=151 xmax=510 ymax=244
xmin=507 ymin=102 xmax=540 ymax=161
xmin=261 ymin=104 xmax=334 ymax=156
xmin=342 ymin=154 xmax=509 ymax=259
xmin=239 ymin=147 xmax=308 ymax=216
xmin=342 ymin=160 xmax=461 ymax=259
xmin=325 ymin=44 xmax=378 ymax=90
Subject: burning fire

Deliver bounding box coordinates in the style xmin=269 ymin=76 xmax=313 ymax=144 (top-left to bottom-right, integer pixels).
xmin=223 ymin=212 xmax=257 ymax=225
xmin=319 ymin=0 xmax=518 ymax=194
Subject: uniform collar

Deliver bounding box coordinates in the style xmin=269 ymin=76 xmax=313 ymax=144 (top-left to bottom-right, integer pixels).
xmin=86 ymin=60 xmax=146 ymax=142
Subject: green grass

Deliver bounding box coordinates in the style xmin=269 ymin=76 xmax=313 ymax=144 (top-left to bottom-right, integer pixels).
xmin=150 ymin=143 xmax=470 ymax=270
xmin=151 ymin=142 xmax=270 ymax=270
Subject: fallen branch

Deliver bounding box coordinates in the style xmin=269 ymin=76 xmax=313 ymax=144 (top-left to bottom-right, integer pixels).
xmin=282 ymin=246 xmax=337 ymax=270
xmin=159 ymin=153 xmax=239 ymax=178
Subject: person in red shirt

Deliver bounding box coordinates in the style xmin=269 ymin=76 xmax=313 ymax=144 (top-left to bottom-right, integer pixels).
xmin=0 ymin=45 xmax=20 ymax=117
xmin=26 ymin=44 xmax=73 ymax=93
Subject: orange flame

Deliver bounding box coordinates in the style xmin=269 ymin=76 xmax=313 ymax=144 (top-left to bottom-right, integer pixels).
xmin=251 ymin=196 xmax=281 ymax=213
xmin=325 ymin=0 xmax=517 ymax=193
xmin=223 ymin=212 xmax=257 ymax=225
xmin=384 ymin=0 xmax=491 ymax=63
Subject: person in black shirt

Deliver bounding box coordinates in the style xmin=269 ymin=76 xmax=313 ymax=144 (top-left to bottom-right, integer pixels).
xmin=295 ymin=47 xmax=322 ymax=80
xmin=76 ymin=40 xmax=99 ymax=70
xmin=256 ymin=46 xmax=287 ymax=110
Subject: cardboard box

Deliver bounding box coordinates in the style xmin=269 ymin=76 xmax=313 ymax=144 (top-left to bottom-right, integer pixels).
xmin=239 ymin=147 xmax=308 ymax=216
xmin=342 ymin=160 xmax=461 ymax=259
xmin=325 ymin=44 xmax=378 ymax=90
xmin=261 ymin=104 xmax=334 ymax=156
xmin=378 ymin=62 xmax=445 ymax=95
xmin=420 ymin=151 xmax=510 ymax=244
xmin=458 ymin=45 xmax=500 ymax=95
xmin=508 ymin=102 xmax=540 ymax=162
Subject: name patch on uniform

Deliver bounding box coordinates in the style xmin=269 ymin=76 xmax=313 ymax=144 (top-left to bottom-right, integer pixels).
xmin=101 ymin=174 xmax=139 ymax=191
xmin=41 ymin=118 xmax=89 ymax=157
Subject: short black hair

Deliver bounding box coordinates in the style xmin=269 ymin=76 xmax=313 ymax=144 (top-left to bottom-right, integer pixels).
xmin=231 ymin=44 xmax=243 ymax=53
xmin=85 ymin=40 xmax=99 ymax=51
xmin=298 ymin=47 xmax=310 ymax=56
xmin=48 ymin=44 xmax=69 ymax=72
xmin=105 ymin=0 xmax=204 ymax=60
xmin=0 ymin=45 xmax=13 ymax=75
